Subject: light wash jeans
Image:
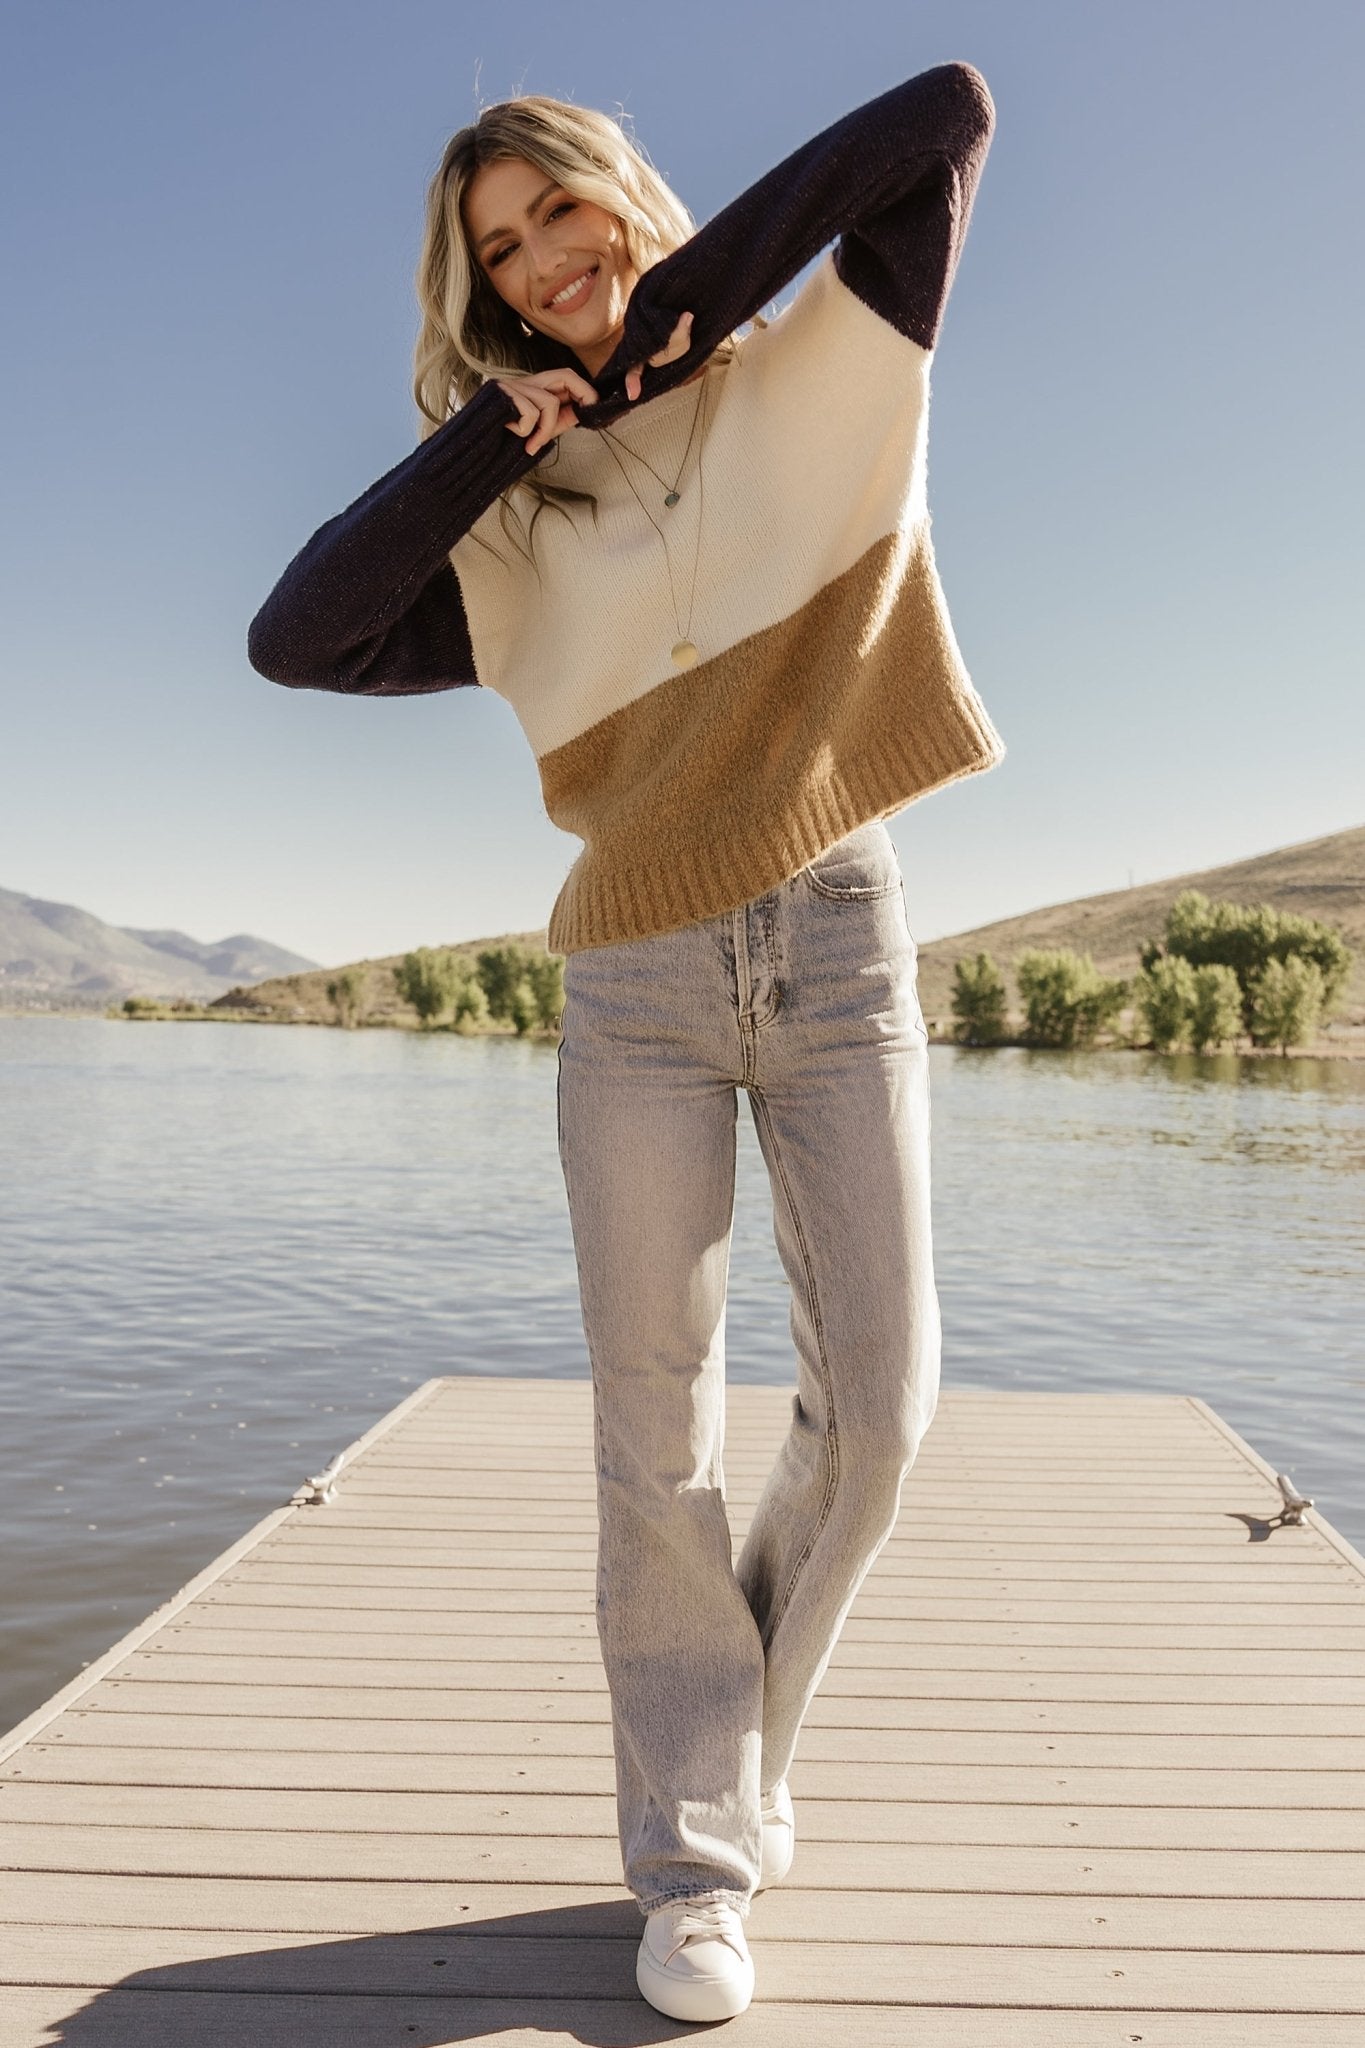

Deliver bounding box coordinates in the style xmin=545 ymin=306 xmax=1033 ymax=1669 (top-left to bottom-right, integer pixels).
xmin=555 ymin=819 xmax=941 ymax=1919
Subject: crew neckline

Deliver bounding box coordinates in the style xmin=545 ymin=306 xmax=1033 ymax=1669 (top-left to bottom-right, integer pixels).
xmin=606 ymin=349 xmax=732 ymax=428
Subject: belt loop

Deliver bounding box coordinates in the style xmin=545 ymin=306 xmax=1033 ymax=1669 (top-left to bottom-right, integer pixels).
xmin=732 ymin=904 xmax=752 ymax=1020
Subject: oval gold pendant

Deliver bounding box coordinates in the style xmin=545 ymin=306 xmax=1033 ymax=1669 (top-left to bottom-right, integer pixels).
xmin=671 ymin=639 xmax=699 ymax=669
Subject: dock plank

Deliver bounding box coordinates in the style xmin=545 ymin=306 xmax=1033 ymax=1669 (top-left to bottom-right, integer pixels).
xmin=4 ymin=1821 xmax=1365 ymax=1894
xmin=35 ymin=1711 xmax=1365 ymax=1765
xmin=6 ymin=1779 xmax=1365 ymax=1849
xmin=5 ymin=1921 xmax=1365 ymax=2010
xmin=9 ymin=1987 xmax=1365 ymax=2048
xmin=9 ymin=1744 xmax=1365 ymax=1808
xmin=4 ymin=1868 xmax=1363 ymax=1948
xmin=75 ymin=1673 xmax=1365 ymax=1714
xmin=2 ymin=1377 xmax=1362 ymax=2045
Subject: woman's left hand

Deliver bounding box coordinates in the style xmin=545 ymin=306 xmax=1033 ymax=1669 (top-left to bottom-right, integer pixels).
xmin=624 ymin=310 xmax=695 ymax=401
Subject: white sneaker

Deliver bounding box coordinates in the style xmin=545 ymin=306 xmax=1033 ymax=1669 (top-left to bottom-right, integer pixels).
xmin=636 ymin=1896 xmax=755 ymax=2022
xmin=757 ymin=1779 xmax=795 ymax=1890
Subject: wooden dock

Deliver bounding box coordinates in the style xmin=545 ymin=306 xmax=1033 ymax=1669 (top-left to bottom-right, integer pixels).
xmin=2 ymin=1376 xmax=1363 ymax=2044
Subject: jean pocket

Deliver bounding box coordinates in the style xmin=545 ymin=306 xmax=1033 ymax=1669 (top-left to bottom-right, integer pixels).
xmin=800 ymin=822 xmax=902 ymax=900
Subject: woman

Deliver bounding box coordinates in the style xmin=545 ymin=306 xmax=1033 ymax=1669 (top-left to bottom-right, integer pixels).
xmin=249 ymin=57 xmax=1003 ymax=2023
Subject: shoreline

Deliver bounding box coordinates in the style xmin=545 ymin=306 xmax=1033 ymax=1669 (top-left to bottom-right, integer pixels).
xmin=2 ymin=1005 xmax=1362 ymax=1060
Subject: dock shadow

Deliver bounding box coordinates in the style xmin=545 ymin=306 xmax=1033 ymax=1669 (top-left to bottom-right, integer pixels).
xmin=40 ymin=1898 xmax=718 ymax=2045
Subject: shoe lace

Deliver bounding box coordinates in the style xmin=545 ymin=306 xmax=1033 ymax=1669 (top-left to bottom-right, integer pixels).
xmin=665 ymin=1897 xmax=745 ymax=1962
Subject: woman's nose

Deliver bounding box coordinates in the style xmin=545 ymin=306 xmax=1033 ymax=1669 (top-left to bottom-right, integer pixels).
xmin=525 ymin=225 xmax=564 ymax=275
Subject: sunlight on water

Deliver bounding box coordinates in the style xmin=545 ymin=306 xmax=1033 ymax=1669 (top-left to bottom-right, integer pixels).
xmin=1 ymin=1016 xmax=1361 ymax=1730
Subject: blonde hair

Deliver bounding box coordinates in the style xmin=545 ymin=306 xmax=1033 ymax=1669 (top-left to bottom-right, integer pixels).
xmin=413 ymin=93 xmax=755 ymax=572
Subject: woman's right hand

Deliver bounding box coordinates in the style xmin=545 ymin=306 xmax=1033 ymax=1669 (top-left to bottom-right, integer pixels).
xmin=494 ymin=369 xmax=598 ymax=457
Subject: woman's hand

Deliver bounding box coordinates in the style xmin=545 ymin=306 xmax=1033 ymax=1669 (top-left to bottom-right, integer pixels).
xmin=624 ymin=309 xmax=695 ymax=401
xmin=495 ymin=368 xmax=599 ymax=456
xmin=494 ymin=307 xmax=696 ymax=449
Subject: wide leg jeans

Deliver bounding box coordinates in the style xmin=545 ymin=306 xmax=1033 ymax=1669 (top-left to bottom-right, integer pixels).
xmin=555 ymin=820 xmax=941 ymax=1918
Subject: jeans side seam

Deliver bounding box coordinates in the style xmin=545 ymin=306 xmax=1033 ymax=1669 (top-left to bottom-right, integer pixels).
xmin=748 ymin=1086 xmax=838 ymax=1644
xmin=558 ymin=1025 xmax=609 ymax=1623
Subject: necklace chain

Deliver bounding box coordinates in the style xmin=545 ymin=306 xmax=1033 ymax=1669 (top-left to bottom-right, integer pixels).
xmin=597 ymin=369 xmax=711 ymax=667
xmin=598 ymin=365 xmax=709 ymax=508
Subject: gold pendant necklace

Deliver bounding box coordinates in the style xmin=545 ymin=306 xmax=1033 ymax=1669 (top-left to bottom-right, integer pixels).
xmin=599 ymin=369 xmax=711 ymax=669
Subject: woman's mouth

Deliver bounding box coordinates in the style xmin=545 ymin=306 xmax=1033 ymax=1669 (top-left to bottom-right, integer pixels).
xmin=544 ymin=264 xmax=599 ymax=313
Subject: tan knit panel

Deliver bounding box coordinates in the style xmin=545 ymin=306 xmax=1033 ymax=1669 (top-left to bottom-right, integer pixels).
xmin=541 ymin=525 xmax=1005 ymax=955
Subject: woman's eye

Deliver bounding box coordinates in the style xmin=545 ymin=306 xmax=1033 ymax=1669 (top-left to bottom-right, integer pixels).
xmin=487 ymin=202 xmax=574 ymax=269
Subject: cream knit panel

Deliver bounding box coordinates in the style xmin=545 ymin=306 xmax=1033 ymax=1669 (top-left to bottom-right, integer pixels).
xmin=450 ymin=249 xmax=933 ymax=760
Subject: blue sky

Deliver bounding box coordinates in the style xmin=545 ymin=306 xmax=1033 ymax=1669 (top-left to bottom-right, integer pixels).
xmin=3 ymin=0 xmax=1361 ymax=968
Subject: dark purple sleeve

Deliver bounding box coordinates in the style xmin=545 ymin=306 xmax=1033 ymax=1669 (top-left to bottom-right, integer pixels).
xmin=577 ymin=60 xmax=996 ymax=418
xmin=246 ymin=378 xmax=542 ymax=696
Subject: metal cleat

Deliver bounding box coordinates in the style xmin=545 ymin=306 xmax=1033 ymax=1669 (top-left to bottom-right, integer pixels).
xmin=291 ymin=1450 xmax=346 ymax=1507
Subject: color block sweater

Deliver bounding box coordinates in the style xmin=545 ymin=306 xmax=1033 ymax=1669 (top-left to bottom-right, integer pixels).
xmin=247 ymin=60 xmax=1006 ymax=955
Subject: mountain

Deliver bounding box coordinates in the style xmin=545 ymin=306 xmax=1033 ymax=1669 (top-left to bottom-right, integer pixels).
xmin=911 ymin=822 xmax=1365 ymax=1038
xmin=0 ymin=888 xmax=317 ymax=1010
xmin=119 ymin=928 xmax=311 ymax=986
xmin=212 ymin=824 xmax=1363 ymax=1051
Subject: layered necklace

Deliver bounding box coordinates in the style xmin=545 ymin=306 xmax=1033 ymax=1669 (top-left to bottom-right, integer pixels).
xmin=597 ymin=365 xmax=711 ymax=670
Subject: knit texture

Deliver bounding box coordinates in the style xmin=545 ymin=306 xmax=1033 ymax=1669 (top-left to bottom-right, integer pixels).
xmin=247 ymin=61 xmax=1005 ymax=954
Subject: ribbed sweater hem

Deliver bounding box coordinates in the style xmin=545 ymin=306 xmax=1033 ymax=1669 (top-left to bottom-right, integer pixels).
xmin=545 ymin=695 xmax=1005 ymax=956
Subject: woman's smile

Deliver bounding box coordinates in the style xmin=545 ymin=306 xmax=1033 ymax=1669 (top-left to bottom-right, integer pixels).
xmin=544 ymin=263 xmax=599 ymax=314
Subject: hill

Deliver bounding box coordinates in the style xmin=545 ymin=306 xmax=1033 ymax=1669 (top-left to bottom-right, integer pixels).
xmin=212 ymin=824 xmax=1362 ymax=1051
xmin=911 ymin=822 xmax=1365 ymax=1041
xmin=0 ymin=888 xmax=317 ymax=1010
xmin=211 ymin=930 xmax=551 ymax=1027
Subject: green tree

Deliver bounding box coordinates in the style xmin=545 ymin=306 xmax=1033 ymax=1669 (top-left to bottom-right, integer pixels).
xmin=508 ymin=976 xmax=539 ymax=1035
xmin=523 ymin=952 xmax=566 ymax=1029
xmin=1135 ymin=955 xmax=1197 ymax=1052
xmin=1188 ymin=963 xmax=1244 ymax=1053
xmin=1016 ymin=949 xmax=1129 ymax=1049
xmin=451 ymin=968 xmax=489 ymax=1028
xmin=326 ymin=966 xmax=367 ymax=1028
xmin=1246 ymin=956 xmax=1326 ymax=1056
xmin=1140 ymin=889 xmax=1352 ymax=1044
xmin=476 ymin=943 xmax=533 ymax=1022
xmin=393 ymin=947 xmax=462 ymax=1027
xmin=949 ymin=951 xmax=1009 ymax=1045
xmin=477 ymin=943 xmax=565 ymax=1030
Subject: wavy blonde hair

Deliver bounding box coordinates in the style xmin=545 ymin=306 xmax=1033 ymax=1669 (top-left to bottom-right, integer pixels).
xmin=413 ymin=93 xmax=756 ymax=572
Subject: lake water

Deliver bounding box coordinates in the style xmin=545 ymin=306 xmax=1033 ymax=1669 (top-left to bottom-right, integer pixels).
xmin=2 ymin=1014 xmax=1362 ymax=1734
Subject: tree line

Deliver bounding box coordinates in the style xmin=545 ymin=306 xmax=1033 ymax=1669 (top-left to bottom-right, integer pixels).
xmin=328 ymin=942 xmax=565 ymax=1035
xmin=949 ymin=890 xmax=1352 ymax=1056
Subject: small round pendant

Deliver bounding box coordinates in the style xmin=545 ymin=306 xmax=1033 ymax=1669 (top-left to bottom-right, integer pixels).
xmin=664 ymin=490 xmax=680 ymax=507
xmin=671 ymin=639 xmax=698 ymax=669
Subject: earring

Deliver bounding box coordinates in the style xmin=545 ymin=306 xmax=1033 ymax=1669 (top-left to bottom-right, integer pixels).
xmin=519 ymin=318 xmax=533 ymax=336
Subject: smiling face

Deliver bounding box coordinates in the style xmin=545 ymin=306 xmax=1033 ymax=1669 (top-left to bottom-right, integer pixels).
xmin=462 ymin=156 xmax=640 ymax=378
